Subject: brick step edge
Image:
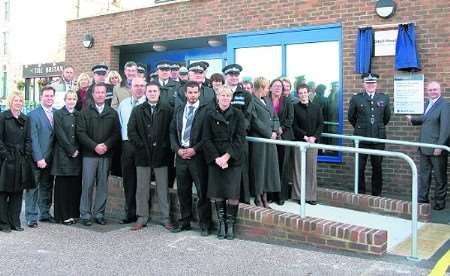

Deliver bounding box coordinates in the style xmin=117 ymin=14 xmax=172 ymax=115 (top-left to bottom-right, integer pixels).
xmin=237 ymin=203 xmax=387 ymax=256
xmin=317 ymin=188 xmax=431 ymax=222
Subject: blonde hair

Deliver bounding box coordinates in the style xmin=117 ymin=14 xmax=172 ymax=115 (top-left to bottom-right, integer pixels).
xmin=64 ymin=90 xmax=78 ymax=101
xmin=6 ymin=91 xmax=25 ymax=110
xmin=76 ymin=72 xmax=91 ymax=87
xmin=253 ymin=76 xmax=269 ymax=91
xmin=217 ymin=85 xmax=233 ymax=97
xmin=106 ymin=70 xmax=122 ymax=86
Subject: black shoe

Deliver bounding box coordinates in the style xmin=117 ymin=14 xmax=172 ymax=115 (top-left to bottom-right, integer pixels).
xmin=276 ymin=200 xmax=285 ymax=205
xmin=200 ymin=225 xmax=209 ymax=237
xmin=306 ymin=200 xmax=317 ymax=205
xmin=27 ymin=221 xmax=38 ymax=228
xmin=171 ymin=223 xmax=191 ymax=233
xmin=39 ymin=216 xmax=56 ymax=223
xmin=12 ymin=226 xmax=24 ymax=231
xmin=80 ymin=219 xmax=92 ymax=226
xmin=62 ymin=218 xmax=76 ymax=225
xmin=120 ymin=217 xmax=137 ymax=224
xmin=433 ymin=204 xmax=445 ymax=211
xmin=418 ymin=200 xmax=430 ymax=204
xmin=95 ymin=218 xmax=106 ymax=225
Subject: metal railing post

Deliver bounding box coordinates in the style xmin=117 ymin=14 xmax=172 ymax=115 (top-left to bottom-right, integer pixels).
xmin=299 ymin=144 xmax=307 ymax=218
xmin=354 ymin=139 xmax=360 ymax=194
xmin=406 ymin=157 xmax=420 ymax=261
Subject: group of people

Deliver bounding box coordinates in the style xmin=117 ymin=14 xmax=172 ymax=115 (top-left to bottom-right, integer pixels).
xmin=0 ymin=60 xmax=446 ymax=239
xmin=0 ymin=60 xmax=326 ymax=240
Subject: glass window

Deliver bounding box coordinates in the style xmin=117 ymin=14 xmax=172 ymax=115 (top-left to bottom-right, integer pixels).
xmin=1 ymin=65 xmax=6 ymax=98
xmin=227 ymin=24 xmax=343 ymax=162
xmin=235 ymin=46 xmax=282 ymax=81
xmin=286 ymin=41 xmax=340 ymax=155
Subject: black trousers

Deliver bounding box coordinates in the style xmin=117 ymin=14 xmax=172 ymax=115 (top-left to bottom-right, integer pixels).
xmin=0 ymin=191 xmax=23 ymax=230
xmin=176 ymin=156 xmax=211 ymax=226
xmin=419 ymin=153 xmax=448 ymax=205
xmin=239 ymin=142 xmax=250 ymax=203
xmin=358 ymin=143 xmax=384 ymax=196
xmin=168 ymin=153 xmax=176 ymax=189
xmin=54 ymin=176 xmax=81 ymax=222
xmin=121 ymin=141 xmax=137 ymax=220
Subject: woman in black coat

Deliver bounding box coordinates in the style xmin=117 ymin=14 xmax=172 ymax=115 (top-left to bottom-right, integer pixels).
xmin=268 ymin=79 xmax=294 ymax=205
xmin=0 ymin=92 xmax=34 ymax=232
xmin=203 ymin=86 xmax=246 ymax=240
xmin=292 ymin=83 xmax=324 ymax=205
xmin=51 ymin=91 xmax=82 ymax=224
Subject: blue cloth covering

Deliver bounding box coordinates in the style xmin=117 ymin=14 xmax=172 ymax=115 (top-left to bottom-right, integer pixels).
xmin=395 ymin=23 xmax=422 ymax=71
xmin=355 ymin=27 xmax=374 ymax=74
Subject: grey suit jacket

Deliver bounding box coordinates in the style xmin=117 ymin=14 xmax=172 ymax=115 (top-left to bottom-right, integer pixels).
xmin=29 ymin=106 xmax=55 ymax=162
xmin=411 ymin=97 xmax=450 ymax=155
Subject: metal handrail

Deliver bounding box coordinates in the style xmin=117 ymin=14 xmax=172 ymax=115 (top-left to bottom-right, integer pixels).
xmin=321 ymin=133 xmax=450 ymax=194
xmin=246 ymin=136 xmax=420 ymax=261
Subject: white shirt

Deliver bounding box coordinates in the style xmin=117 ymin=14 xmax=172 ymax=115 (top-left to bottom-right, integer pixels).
xmin=181 ymin=101 xmax=200 ymax=147
xmin=96 ymin=104 xmax=105 ymax=114
xmin=118 ymin=96 xmax=146 ymax=140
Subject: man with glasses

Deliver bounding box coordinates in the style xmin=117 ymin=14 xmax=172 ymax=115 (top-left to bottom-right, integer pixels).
xmin=348 ymin=73 xmax=391 ymax=196
xmin=406 ymin=81 xmax=449 ymax=210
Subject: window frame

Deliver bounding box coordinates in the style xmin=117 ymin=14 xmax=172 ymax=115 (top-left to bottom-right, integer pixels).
xmin=226 ymin=23 xmax=344 ymax=163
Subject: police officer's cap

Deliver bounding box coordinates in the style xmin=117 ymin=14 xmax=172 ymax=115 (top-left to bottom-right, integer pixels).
xmin=91 ymin=64 xmax=108 ymax=75
xmin=170 ymin=63 xmax=181 ymax=70
xmin=137 ymin=63 xmax=147 ymax=74
xmin=362 ymin=73 xmax=379 ymax=83
xmin=199 ymin=61 xmax=209 ymax=69
xmin=156 ymin=61 xmax=172 ymax=70
xmin=188 ymin=62 xmax=207 ymax=73
xmin=179 ymin=66 xmax=188 ymax=75
xmin=222 ymin=64 xmax=243 ymax=75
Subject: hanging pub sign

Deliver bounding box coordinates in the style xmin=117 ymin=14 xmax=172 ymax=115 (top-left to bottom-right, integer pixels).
xmin=374 ymin=29 xmax=398 ymax=56
xmin=394 ymin=74 xmax=424 ymax=114
xmin=23 ymin=62 xmax=65 ymax=78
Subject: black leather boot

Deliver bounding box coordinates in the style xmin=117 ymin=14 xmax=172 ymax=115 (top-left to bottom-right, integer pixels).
xmin=215 ymin=201 xmax=226 ymax=239
xmin=225 ymin=203 xmax=238 ymax=240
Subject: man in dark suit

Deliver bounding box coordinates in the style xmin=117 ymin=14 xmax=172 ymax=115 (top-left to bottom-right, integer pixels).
xmin=407 ymin=81 xmax=450 ymax=210
xmin=170 ymin=81 xmax=211 ymax=235
xmin=77 ymin=83 xmax=121 ymax=226
xmin=25 ymin=86 xmax=56 ymax=227
xmin=128 ymin=82 xmax=176 ymax=232
xmin=348 ymin=73 xmax=391 ymax=196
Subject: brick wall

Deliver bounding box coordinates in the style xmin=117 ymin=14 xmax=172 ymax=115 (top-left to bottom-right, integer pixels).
xmin=66 ymin=0 xmax=450 ymax=200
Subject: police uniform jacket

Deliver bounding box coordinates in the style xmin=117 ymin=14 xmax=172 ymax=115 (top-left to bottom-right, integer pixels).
xmin=348 ymin=92 xmax=391 ymax=139
xmin=231 ymin=84 xmax=253 ymax=131
xmin=158 ymin=79 xmax=180 ymax=108
xmin=128 ymin=101 xmax=173 ymax=168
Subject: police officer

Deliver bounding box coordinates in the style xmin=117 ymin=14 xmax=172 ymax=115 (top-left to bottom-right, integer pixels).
xmin=155 ymin=61 xmax=180 ymax=107
xmin=175 ymin=62 xmax=215 ymax=108
xmin=86 ymin=64 xmax=114 ymax=108
xmin=137 ymin=63 xmax=147 ymax=79
xmin=222 ymin=64 xmax=253 ymax=204
xmin=348 ymin=73 xmax=391 ymax=196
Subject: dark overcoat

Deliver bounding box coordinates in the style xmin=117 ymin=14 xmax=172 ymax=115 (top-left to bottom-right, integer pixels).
xmin=51 ymin=107 xmax=82 ymax=176
xmin=203 ymin=105 xmax=246 ymax=198
xmin=248 ymin=95 xmax=281 ymax=195
xmin=0 ymin=110 xmax=35 ymax=192
xmin=128 ymin=101 xmax=173 ymax=168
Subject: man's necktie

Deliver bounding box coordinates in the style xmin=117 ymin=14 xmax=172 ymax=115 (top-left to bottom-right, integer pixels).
xmin=424 ymin=101 xmax=433 ymax=115
xmin=46 ymin=110 xmax=53 ymax=127
xmin=182 ymin=106 xmax=195 ymax=144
